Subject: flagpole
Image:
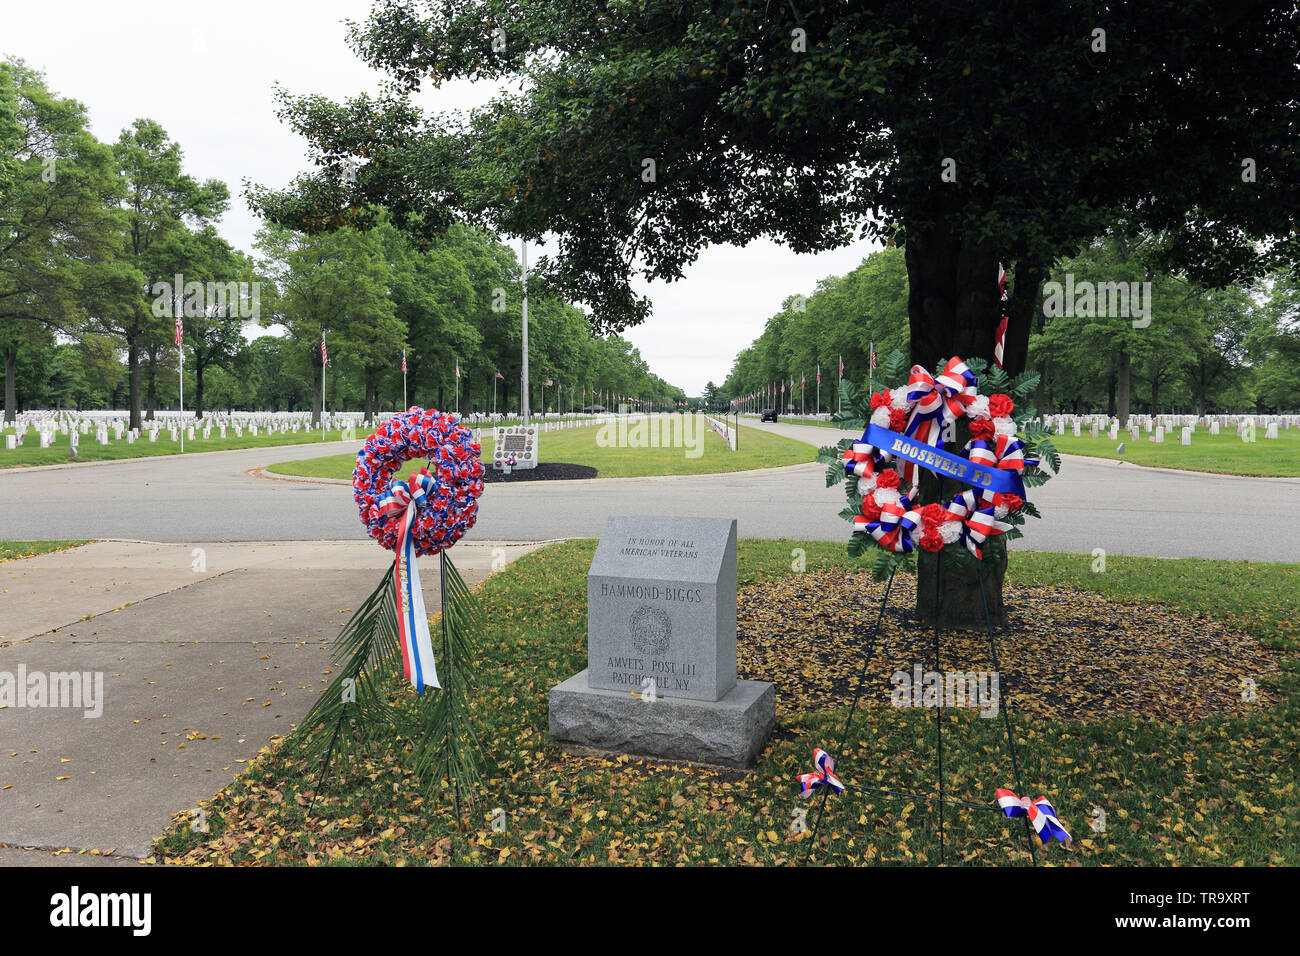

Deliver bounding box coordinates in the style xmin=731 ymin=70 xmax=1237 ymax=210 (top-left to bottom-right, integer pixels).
xmin=869 ymin=340 xmax=874 ymax=397
xmin=321 ymin=330 xmax=326 ymax=442
xmin=402 ymin=348 xmax=407 ymax=410
xmin=177 ymin=298 xmax=184 ymax=454
xmin=816 ymin=364 xmax=820 ymax=419
xmin=838 ymin=354 xmax=842 ymax=415
xmin=520 ymin=239 xmax=530 ymax=426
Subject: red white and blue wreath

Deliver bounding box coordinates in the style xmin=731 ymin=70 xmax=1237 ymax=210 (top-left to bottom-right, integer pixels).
xmin=299 ymin=407 xmax=487 ymax=812
xmin=828 ymin=354 xmax=1058 ymax=564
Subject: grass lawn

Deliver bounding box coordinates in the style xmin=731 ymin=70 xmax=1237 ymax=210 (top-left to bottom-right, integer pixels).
xmin=0 ymin=540 xmax=91 ymax=562
xmin=266 ymin=420 xmax=816 ymax=480
xmin=0 ymin=425 xmax=364 ymax=468
xmin=155 ymin=542 xmax=1297 ymax=866
xmin=1052 ymin=427 xmax=1300 ymax=477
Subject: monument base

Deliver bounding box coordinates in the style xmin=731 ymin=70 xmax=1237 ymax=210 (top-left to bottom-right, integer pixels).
xmin=548 ymin=669 xmax=774 ymax=769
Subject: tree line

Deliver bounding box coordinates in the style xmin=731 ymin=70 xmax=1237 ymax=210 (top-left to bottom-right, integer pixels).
xmin=721 ymin=243 xmax=1299 ymax=421
xmin=0 ymin=58 xmax=684 ymax=427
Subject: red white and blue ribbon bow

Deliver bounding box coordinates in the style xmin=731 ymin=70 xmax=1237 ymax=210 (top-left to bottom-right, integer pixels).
xmin=865 ymin=498 xmax=923 ymax=553
xmin=799 ymin=748 xmax=845 ymax=797
xmin=378 ymin=468 xmax=441 ymax=694
xmin=944 ymin=490 xmax=1013 ymax=559
xmin=842 ymin=442 xmax=877 ymax=479
xmin=996 ymin=788 xmax=1072 ymax=845
xmin=900 ymin=358 xmax=978 ymax=486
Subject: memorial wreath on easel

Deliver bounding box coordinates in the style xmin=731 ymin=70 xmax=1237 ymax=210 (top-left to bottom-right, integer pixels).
xmin=299 ymin=407 xmax=487 ymax=816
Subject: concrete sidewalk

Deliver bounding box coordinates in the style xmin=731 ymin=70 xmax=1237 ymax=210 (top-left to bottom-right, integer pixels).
xmin=0 ymin=540 xmax=543 ymax=864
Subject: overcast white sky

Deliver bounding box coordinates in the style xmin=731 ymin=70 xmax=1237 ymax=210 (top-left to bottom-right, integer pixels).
xmin=5 ymin=0 xmax=879 ymax=394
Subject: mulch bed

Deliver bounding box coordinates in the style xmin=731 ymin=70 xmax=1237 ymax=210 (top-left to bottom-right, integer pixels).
xmin=480 ymin=462 xmax=598 ymax=483
xmin=737 ymin=570 xmax=1281 ymax=723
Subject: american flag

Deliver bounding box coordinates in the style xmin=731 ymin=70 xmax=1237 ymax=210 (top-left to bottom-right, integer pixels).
xmin=545 ymin=379 xmax=553 ymax=386
xmin=320 ymin=331 xmax=328 ymax=366
xmin=401 ymin=349 xmax=406 ymax=374
xmin=495 ymin=371 xmax=504 ymax=380
xmin=174 ymin=315 xmax=183 ymax=347
xmin=870 ymin=343 xmax=877 ymax=370
xmin=455 ymin=359 xmax=460 ymax=378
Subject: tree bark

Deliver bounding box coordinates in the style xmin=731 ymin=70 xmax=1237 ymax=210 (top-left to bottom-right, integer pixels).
xmin=128 ymin=339 xmax=142 ymax=432
xmin=1116 ymin=347 xmax=1131 ymax=426
xmin=193 ymin=361 xmax=205 ymax=420
xmin=905 ymin=229 xmax=1037 ymax=627
xmin=3 ymin=345 xmax=16 ymax=424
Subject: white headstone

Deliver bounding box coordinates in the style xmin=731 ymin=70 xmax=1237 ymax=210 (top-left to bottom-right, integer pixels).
xmin=1181 ymin=427 xmax=1191 ymax=445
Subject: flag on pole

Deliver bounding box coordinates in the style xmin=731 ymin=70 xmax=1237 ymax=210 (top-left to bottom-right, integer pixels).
xmin=321 ymin=331 xmax=328 ymax=366
xmin=839 ymin=355 xmax=844 ymax=379
xmin=995 ymin=263 xmax=1010 ymax=369
xmin=174 ymin=315 xmax=183 ymax=347
xmin=455 ymin=359 xmax=461 ymax=378
xmin=495 ymin=370 xmax=504 ymax=380
xmin=545 ymin=379 xmax=553 ymax=386
xmin=870 ymin=343 xmax=877 ymax=370
xmin=816 ymin=366 xmax=821 ymax=384
xmin=801 ymin=371 xmax=806 ymax=388
xmin=401 ymin=349 xmax=407 ymax=374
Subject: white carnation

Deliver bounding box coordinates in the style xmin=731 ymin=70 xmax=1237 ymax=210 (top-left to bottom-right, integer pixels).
xmin=890 ymin=386 xmax=911 ymax=410
xmin=873 ymin=488 xmax=901 ymax=507
xmin=994 ymin=416 xmax=1018 ymax=437
xmin=939 ymin=520 xmax=963 ymax=544
xmin=967 ymin=395 xmax=991 ymax=420
xmin=994 ymin=504 xmax=1010 ymax=519
xmin=870 ymin=407 xmax=892 ymax=428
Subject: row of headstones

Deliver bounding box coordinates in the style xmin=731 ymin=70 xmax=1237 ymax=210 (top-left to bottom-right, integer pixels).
xmin=4 ymin=410 xmax=376 ymax=451
xmin=1043 ymin=414 xmax=1294 ymax=443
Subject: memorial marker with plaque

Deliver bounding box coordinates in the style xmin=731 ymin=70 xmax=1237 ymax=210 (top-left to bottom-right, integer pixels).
xmin=492 ymin=425 xmax=538 ymax=471
xmin=549 ymin=514 xmax=774 ymax=768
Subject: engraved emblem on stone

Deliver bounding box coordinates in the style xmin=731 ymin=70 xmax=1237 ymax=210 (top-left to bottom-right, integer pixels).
xmin=628 ymin=604 xmax=671 ymax=656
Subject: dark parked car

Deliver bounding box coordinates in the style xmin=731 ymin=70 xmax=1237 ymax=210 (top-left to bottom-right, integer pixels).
xmin=760 ymin=408 xmax=778 ymax=422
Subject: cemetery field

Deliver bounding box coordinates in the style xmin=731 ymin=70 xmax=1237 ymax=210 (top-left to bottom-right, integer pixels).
xmin=155 ymin=542 xmax=1297 ymax=866
xmin=1051 ymin=427 xmax=1300 ymax=477
xmin=0 ymin=539 xmax=90 ymax=562
xmin=0 ymin=425 xmax=366 ymax=468
xmin=267 ymin=420 xmax=815 ymax=480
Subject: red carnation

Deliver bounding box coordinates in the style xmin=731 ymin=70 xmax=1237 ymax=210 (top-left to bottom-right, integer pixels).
xmin=988 ymin=393 xmax=1015 ymax=419
xmin=870 ymin=390 xmax=892 ymax=410
xmin=888 ymin=408 xmax=908 ymax=432
xmin=920 ymin=531 xmax=945 ymax=553
xmin=968 ymin=418 xmax=996 ymax=442
xmin=919 ymin=503 xmax=947 ymax=529
xmin=860 ymin=497 xmax=883 ymax=524
xmin=1000 ymin=493 xmax=1024 ymax=513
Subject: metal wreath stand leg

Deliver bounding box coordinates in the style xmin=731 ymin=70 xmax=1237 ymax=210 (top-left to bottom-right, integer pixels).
xmin=803 ymin=548 xmax=1039 ymax=867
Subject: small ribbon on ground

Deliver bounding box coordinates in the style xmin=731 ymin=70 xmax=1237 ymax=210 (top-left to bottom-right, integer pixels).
xmin=996 ymin=788 xmax=1072 ymax=845
xmin=799 ymin=748 xmax=845 ymax=797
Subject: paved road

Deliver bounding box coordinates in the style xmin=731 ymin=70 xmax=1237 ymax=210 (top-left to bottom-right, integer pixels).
xmin=2 ymin=424 xmax=1298 ymax=560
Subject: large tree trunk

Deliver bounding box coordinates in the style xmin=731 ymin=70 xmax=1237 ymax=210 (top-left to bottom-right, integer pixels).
xmin=3 ymin=344 xmax=16 ymax=424
xmin=905 ymin=229 xmax=1040 ymax=628
xmin=194 ymin=362 xmax=205 ymax=420
xmin=128 ymin=339 xmax=142 ymax=432
xmin=145 ymin=350 xmax=158 ymax=421
xmin=1116 ymin=347 xmax=1131 ymax=426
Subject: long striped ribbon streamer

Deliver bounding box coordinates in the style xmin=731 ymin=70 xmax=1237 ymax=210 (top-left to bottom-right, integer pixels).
xmin=384 ymin=470 xmax=441 ymax=694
